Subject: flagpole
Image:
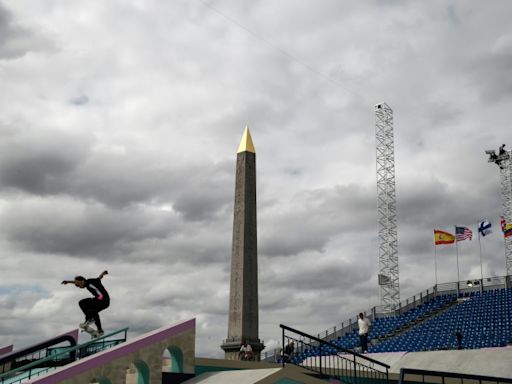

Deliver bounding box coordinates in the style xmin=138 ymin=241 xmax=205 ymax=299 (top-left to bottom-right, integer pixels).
xmin=434 ymin=242 xmax=438 ymax=287
xmin=455 ymin=226 xmax=460 ymax=296
xmin=478 ymin=223 xmax=484 ymax=281
xmin=433 ymin=230 xmax=438 ymax=287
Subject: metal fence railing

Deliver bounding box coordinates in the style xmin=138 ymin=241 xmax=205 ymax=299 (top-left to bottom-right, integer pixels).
xmin=280 ymin=324 xmax=389 ymax=384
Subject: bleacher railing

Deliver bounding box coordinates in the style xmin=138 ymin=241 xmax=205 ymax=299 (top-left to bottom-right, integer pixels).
xmin=280 ymin=324 xmax=389 ymax=384
xmin=0 ymin=328 xmax=128 ymax=384
xmin=399 ymin=367 xmax=512 ymax=384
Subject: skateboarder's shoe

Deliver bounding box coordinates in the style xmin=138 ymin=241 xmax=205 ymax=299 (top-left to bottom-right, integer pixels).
xmin=79 ymin=319 xmax=94 ymax=330
xmin=97 ymin=330 xmax=104 ymax=337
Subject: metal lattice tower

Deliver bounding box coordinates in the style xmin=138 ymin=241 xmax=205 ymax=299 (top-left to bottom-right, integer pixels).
xmin=485 ymin=145 xmax=512 ymax=274
xmin=375 ymin=102 xmax=400 ymax=310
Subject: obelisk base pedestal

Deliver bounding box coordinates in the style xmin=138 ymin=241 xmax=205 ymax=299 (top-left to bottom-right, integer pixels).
xmin=221 ymin=338 xmax=265 ymax=361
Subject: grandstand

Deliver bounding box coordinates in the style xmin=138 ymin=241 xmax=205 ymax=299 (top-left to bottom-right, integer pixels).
xmin=277 ymin=274 xmax=512 ymax=367
xmin=256 ymin=275 xmax=512 ymax=383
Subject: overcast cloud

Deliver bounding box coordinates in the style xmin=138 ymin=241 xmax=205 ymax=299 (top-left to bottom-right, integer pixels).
xmin=0 ymin=0 xmax=511 ymax=358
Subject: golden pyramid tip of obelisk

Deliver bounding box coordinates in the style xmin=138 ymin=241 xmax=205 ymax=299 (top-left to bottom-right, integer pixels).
xmin=237 ymin=126 xmax=255 ymax=154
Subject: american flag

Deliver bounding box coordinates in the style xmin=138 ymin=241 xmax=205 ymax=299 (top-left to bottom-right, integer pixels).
xmin=455 ymin=226 xmax=472 ymax=241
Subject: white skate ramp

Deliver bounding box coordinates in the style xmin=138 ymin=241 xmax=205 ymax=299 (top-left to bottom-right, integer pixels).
xmin=184 ymin=368 xmax=281 ymax=384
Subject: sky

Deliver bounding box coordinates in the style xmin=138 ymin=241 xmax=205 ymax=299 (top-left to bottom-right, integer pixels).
xmin=0 ymin=0 xmax=511 ymax=358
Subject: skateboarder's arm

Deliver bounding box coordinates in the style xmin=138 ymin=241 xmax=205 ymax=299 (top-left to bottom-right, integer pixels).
xmin=98 ymin=270 xmax=108 ymax=279
xmin=61 ymin=280 xmax=75 ymax=285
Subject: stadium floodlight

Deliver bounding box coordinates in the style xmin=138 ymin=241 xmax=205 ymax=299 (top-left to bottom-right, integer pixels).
xmin=485 ymin=144 xmax=512 ymax=274
xmin=375 ymin=102 xmax=400 ymax=311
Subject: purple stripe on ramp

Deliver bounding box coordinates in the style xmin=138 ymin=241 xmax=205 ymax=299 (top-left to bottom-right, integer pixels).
xmin=28 ymin=318 xmax=195 ymax=383
xmin=0 ymin=345 xmax=13 ymax=357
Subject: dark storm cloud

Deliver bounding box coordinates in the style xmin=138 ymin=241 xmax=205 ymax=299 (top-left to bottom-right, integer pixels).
xmin=398 ymin=175 xmax=502 ymax=228
xmin=470 ymin=38 xmax=512 ymax=103
xmin=0 ymin=196 xmax=233 ymax=266
xmin=0 ymin=2 xmax=51 ymax=59
xmin=0 ymin=199 xmax=175 ymax=256
xmin=68 ymin=155 xmax=175 ymax=208
xmin=0 ymin=3 xmax=29 ymax=59
xmin=0 ymin=124 xmax=92 ymax=195
xmin=260 ymin=184 xmax=375 ymax=257
xmin=172 ymin=160 xmax=234 ymax=221
xmin=262 ymin=260 xmax=372 ymax=293
xmin=397 ymin=178 xmax=452 ymax=226
xmin=0 ymin=121 xmax=235 ymax=222
xmin=72 ymin=155 xmax=233 ymax=214
xmin=416 ymin=3 xmax=512 ymax=106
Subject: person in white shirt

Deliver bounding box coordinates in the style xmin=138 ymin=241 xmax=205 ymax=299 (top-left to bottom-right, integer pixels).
xmin=357 ymin=313 xmax=371 ymax=353
xmin=239 ymin=340 xmax=253 ymax=360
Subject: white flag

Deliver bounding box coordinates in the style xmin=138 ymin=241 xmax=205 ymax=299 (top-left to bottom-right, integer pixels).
xmin=478 ymin=220 xmax=492 ymax=237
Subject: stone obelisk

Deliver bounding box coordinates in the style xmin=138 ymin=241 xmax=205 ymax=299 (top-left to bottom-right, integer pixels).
xmin=221 ymin=127 xmax=264 ymax=360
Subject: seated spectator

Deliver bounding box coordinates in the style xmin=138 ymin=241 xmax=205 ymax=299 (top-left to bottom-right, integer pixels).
xmin=239 ymin=340 xmax=253 ymax=361
xmin=283 ymin=341 xmax=295 ymax=363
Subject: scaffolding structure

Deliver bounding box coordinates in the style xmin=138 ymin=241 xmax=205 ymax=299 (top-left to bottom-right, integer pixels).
xmin=485 ymin=145 xmax=512 ymax=274
xmin=375 ymin=102 xmax=400 ymax=309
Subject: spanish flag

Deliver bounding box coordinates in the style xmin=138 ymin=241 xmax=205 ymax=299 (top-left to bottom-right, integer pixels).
xmin=434 ymin=229 xmax=455 ymax=245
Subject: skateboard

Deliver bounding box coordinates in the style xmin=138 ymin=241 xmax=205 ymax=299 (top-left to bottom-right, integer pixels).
xmin=79 ymin=323 xmax=100 ymax=338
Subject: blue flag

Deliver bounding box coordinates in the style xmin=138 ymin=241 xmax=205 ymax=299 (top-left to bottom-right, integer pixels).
xmin=478 ymin=220 xmax=492 ymax=236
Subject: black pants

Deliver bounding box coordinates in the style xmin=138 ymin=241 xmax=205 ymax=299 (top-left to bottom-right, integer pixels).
xmin=359 ymin=333 xmax=369 ymax=353
xmin=79 ymin=298 xmax=109 ymax=331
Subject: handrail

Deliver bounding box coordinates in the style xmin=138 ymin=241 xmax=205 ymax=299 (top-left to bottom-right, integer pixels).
xmin=0 ymin=328 xmax=128 ymax=383
xmin=280 ymin=324 xmax=390 ymax=369
xmin=280 ymin=323 xmax=389 ymax=384
xmin=399 ymin=367 xmax=512 ymax=384
xmin=0 ymin=332 xmax=78 ymax=373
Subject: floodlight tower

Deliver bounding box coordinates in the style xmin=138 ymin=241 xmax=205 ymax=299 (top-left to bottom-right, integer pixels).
xmin=485 ymin=144 xmax=512 ymax=274
xmin=375 ymin=102 xmax=400 ymax=310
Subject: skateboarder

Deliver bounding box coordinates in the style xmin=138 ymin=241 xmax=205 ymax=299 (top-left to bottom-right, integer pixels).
xmin=61 ymin=270 xmax=110 ymax=336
